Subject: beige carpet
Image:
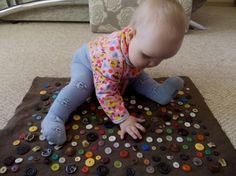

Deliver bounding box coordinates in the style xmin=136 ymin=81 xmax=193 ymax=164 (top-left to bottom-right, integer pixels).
xmin=0 ymin=5 xmax=235 ymax=148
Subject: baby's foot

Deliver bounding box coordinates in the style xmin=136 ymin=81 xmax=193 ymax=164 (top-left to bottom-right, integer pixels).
xmin=41 ymin=114 xmax=67 ymax=145
xmin=156 ymin=77 xmax=184 ymax=105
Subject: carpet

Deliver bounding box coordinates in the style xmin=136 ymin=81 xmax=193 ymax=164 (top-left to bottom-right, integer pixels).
xmin=0 ymin=77 xmax=235 ymax=176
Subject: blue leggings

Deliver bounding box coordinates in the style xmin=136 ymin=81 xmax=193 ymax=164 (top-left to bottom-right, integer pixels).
xmin=41 ymin=44 xmax=184 ymax=145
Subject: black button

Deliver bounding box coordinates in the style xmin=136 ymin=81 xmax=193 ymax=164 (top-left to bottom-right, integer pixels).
xmin=24 ymin=167 xmax=37 ymax=176
xmin=41 ymin=148 xmax=53 ymax=157
xmin=40 ymin=95 xmax=49 ymax=101
xmin=160 ymin=146 xmax=167 ymax=151
xmin=158 ymin=162 xmax=171 ymax=174
xmin=126 ymin=167 xmax=135 ymax=176
xmin=104 ymin=121 xmax=114 ymax=129
xmin=86 ymin=132 xmax=99 ymax=142
xmin=207 ymin=162 xmax=220 ymax=173
xmin=43 ymin=158 xmax=51 ymax=165
xmin=82 ymin=117 xmax=90 ymax=125
xmin=16 ymin=143 xmax=30 ymax=155
xmin=97 ymin=165 xmax=109 ymax=176
xmin=213 ymin=151 xmax=220 ymax=156
xmin=55 ymin=82 xmax=61 ymax=87
xmin=152 ymin=156 xmax=161 ymax=163
xmin=180 ymin=154 xmax=190 ymax=161
xmin=178 ymin=128 xmax=189 ymax=136
xmin=3 ymin=156 xmax=15 ymax=166
xmin=65 ymin=164 xmax=78 ymax=174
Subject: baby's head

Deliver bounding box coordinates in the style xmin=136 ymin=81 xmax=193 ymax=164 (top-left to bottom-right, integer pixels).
xmin=128 ymin=0 xmax=186 ymax=69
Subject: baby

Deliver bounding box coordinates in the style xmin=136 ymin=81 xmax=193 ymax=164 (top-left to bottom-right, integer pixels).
xmin=41 ymin=0 xmax=186 ymax=145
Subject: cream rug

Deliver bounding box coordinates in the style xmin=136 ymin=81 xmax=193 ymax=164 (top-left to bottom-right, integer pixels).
xmin=0 ymin=5 xmax=235 ymax=148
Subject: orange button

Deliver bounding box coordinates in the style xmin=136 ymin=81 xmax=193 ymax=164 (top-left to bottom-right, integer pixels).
xmin=143 ymin=159 xmax=150 ymax=166
xmin=85 ymin=151 xmax=93 ymax=158
xmin=182 ymin=164 xmax=191 ymax=172
xmin=196 ymin=134 xmax=205 ymax=141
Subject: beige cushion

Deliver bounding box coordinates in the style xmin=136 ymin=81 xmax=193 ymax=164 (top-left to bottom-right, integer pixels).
xmin=89 ymin=0 xmax=193 ymax=33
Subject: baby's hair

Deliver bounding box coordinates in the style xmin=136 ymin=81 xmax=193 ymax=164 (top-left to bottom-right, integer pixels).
xmin=129 ymin=0 xmax=186 ymax=34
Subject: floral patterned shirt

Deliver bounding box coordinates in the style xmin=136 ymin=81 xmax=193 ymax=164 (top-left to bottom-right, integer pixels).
xmin=88 ymin=27 xmax=141 ymax=124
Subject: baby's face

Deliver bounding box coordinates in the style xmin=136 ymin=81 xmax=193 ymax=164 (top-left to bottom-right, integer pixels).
xmin=128 ymin=25 xmax=184 ymax=69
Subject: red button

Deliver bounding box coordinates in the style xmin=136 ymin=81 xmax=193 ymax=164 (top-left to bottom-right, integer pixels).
xmin=82 ymin=166 xmax=89 ymax=173
xmin=99 ymin=130 xmax=105 ymax=135
xmin=120 ymin=150 xmax=129 ymax=158
xmin=196 ymin=151 xmax=204 ymax=158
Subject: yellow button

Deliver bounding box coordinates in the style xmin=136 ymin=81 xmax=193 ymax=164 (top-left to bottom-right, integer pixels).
xmin=13 ymin=140 xmax=21 ymax=146
xmin=75 ymin=156 xmax=81 ymax=162
xmin=95 ymin=155 xmax=101 ymax=160
xmin=74 ymin=135 xmax=80 ymax=140
xmin=85 ymin=158 xmax=95 ymax=167
xmin=195 ymin=143 xmax=205 ymax=151
xmin=39 ymin=90 xmax=47 ymax=95
xmin=29 ymin=126 xmax=38 ymax=132
xmin=51 ymin=163 xmax=60 ymax=171
xmin=0 ymin=166 xmax=7 ymax=174
xmin=184 ymin=104 xmax=191 ymax=109
xmin=72 ymin=124 xmax=79 ymax=130
xmin=73 ymin=115 xmax=81 ymax=121
xmin=178 ymin=91 xmax=184 ymax=95
xmin=146 ymin=111 xmax=152 ymax=116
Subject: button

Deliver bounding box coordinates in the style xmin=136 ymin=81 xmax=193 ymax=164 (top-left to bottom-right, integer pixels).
xmin=166 ymin=155 xmax=174 ymax=160
xmin=28 ymin=126 xmax=38 ymax=132
xmin=173 ymin=162 xmax=180 ymax=168
xmin=24 ymin=167 xmax=38 ymax=176
xmin=95 ymin=155 xmax=102 ymax=160
xmin=0 ymin=166 xmax=7 ymax=174
xmin=73 ymin=115 xmax=81 ymax=121
xmin=66 ymin=164 xmax=78 ymax=174
xmin=97 ymin=165 xmax=109 ymax=176
xmin=207 ymin=162 xmax=221 ymax=173
xmin=39 ymin=134 xmax=46 ymax=141
xmin=78 ymin=149 xmax=85 ymax=155
xmin=72 ymin=124 xmax=79 ymax=130
xmin=155 ymin=129 xmax=163 ymax=134
xmin=11 ymin=165 xmax=20 ymax=173
xmin=196 ymin=134 xmax=205 ymax=141
xmin=152 ymin=156 xmax=161 ymax=163
xmin=3 ymin=156 xmax=15 ymax=166
xmin=120 ymin=150 xmax=129 ymax=158
xmin=136 ymin=152 xmax=143 ymax=158
xmin=113 ymin=142 xmax=120 ymax=148
xmin=125 ymin=167 xmax=135 ymax=176
xmin=184 ymin=122 xmax=191 ymax=127
xmin=41 ymin=148 xmax=53 ymax=157
xmin=218 ymin=158 xmax=227 ymax=167
xmin=108 ymin=136 xmax=116 ymax=142
xmin=124 ymin=143 xmax=131 ymax=148
xmin=158 ymin=162 xmax=171 ymax=174
xmin=146 ymin=137 xmax=153 ymax=143
xmin=82 ymin=140 xmax=90 ymax=148
xmin=141 ymin=144 xmax=150 ymax=151
xmin=101 ymin=157 xmax=110 ymax=164
xmin=193 ymin=123 xmax=200 ymax=129
xmin=170 ymin=143 xmax=180 ymax=153
xmin=17 ymin=143 xmax=30 ymax=155
xmin=143 ymin=159 xmax=150 ymax=165
xmin=86 ymin=124 xmax=93 ymax=130
xmin=59 ymin=157 xmax=66 ymax=163
xmin=51 ymin=154 xmax=60 ymax=161
xmin=114 ymin=160 xmax=122 ymax=168
xmin=32 ymin=146 xmax=41 ymax=152
xmin=51 ymin=163 xmax=60 ymax=171
xmin=176 ymin=137 xmax=184 ymax=143
xmin=15 ymin=157 xmax=23 ymax=164
xmin=178 ymin=128 xmax=189 ymax=136
xmin=166 ymin=135 xmax=173 ymax=142
xmin=74 ymin=156 xmax=81 ymax=162
xmin=12 ymin=140 xmax=21 ymax=146
xmin=85 ymin=151 xmax=93 ymax=158
xmin=192 ymin=157 xmax=203 ymax=167
xmin=157 ymin=138 xmax=163 ymax=143
xmin=182 ymin=164 xmax=191 ymax=172
xmin=182 ymin=144 xmax=189 ymax=150
xmin=146 ymin=166 xmax=155 ymax=174
xmin=151 ymin=146 xmax=157 ymax=150
xmin=71 ymin=141 xmax=78 ymax=147
xmin=104 ymin=147 xmax=112 ymax=155
xmin=81 ymin=166 xmax=89 ymax=173
xmin=195 ymin=143 xmax=205 ymax=151
xmin=180 ymin=154 xmax=190 ymax=161
xmin=98 ymin=140 xmax=105 ymax=147
xmin=207 ymin=142 xmax=216 ymax=148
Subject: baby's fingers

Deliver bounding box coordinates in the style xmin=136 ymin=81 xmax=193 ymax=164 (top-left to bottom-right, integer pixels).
xmin=131 ymin=126 xmax=142 ymax=139
xmin=136 ymin=118 xmax=146 ymax=123
xmin=126 ymin=128 xmax=137 ymax=139
xmin=135 ymin=123 xmax=146 ymax=133
xmin=119 ymin=130 xmax=126 ymax=140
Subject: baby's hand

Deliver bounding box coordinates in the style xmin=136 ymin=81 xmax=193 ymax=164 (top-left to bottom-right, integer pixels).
xmin=119 ymin=115 xmax=146 ymax=140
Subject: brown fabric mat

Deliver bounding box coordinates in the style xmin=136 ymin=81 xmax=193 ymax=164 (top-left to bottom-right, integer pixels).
xmin=0 ymin=76 xmax=235 ymax=176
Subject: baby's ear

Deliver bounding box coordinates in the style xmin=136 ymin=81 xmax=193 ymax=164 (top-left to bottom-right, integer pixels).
xmin=129 ymin=29 xmax=136 ymax=40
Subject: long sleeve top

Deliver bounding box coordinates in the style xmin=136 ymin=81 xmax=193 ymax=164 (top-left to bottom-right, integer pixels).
xmin=88 ymin=27 xmax=142 ymax=124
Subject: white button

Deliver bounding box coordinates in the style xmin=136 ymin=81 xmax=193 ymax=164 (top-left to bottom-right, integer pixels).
xmin=130 ymin=100 xmax=136 ymax=104
xmin=166 ymin=135 xmax=173 ymax=141
xmin=71 ymin=141 xmax=78 ymax=147
xmin=48 ymin=141 xmax=54 ymax=145
xmin=184 ymin=122 xmax=191 ymax=127
xmin=167 ymin=110 xmax=173 ymax=114
xmin=15 ymin=158 xmax=23 ymax=164
xmin=194 ymin=123 xmax=200 ymax=129
xmin=192 ymin=108 xmax=198 ymax=113
xmin=54 ymin=145 xmax=63 ymax=150
xmin=108 ymin=136 xmax=116 ymax=142
xmin=166 ymin=155 xmax=174 ymax=160
xmin=190 ymin=112 xmax=196 ymax=117
xmin=151 ymin=146 xmax=157 ymax=150
xmin=180 ymin=113 xmax=185 ymax=117
xmin=82 ymin=110 xmax=87 ymax=115
xmin=39 ymin=134 xmax=46 ymax=141
xmin=137 ymin=105 xmax=143 ymax=109
xmin=104 ymin=147 xmax=112 ymax=154
xmin=59 ymin=157 xmax=66 ymax=163
xmin=165 ymin=122 xmax=171 ymax=126
xmin=178 ymin=101 xmax=184 ymax=105
xmin=86 ymin=124 xmax=93 ymax=130
xmin=173 ymin=161 xmax=180 ymax=168
xmin=124 ymin=143 xmax=131 ymax=148
xmin=113 ymin=142 xmax=120 ymax=148
xmin=146 ymin=137 xmax=153 ymax=143
xmin=144 ymin=107 xmax=150 ymax=111
xmin=102 ymin=135 xmax=107 ymax=139
xmin=176 ymin=137 xmax=184 ymax=143
xmin=156 ymin=137 xmax=163 ymax=143
xmin=103 ymin=117 xmax=109 ymax=121
xmin=136 ymin=152 xmax=143 ymax=158
xmin=98 ymin=106 xmax=102 ymax=110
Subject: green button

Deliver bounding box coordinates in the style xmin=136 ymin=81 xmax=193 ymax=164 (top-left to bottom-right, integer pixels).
xmin=186 ymin=136 xmax=193 ymax=142
xmin=205 ymin=149 xmax=211 ymax=155
xmin=114 ymin=160 xmax=122 ymax=168
xmin=166 ymin=128 xmax=173 ymax=134
xmin=78 ymin=149 xmax=85 ymax=155
xmin=182 ymin=144 xmax=189 ymax=150
xmin=90 ymin=116 xmax=97 ymax=122
xmin=51 ymin=154 xmax=60 ymax=161
xmin=108 ymin=129 xmax=114 ymax=134
xmin=178 ymin=119 xmax=184 ymax=124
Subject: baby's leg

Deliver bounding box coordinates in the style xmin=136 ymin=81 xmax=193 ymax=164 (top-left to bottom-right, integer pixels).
xmin=41 ymin=46 xmax=94 ymax=145
xmin=129 ymin=71 xmax=184 ymax=105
